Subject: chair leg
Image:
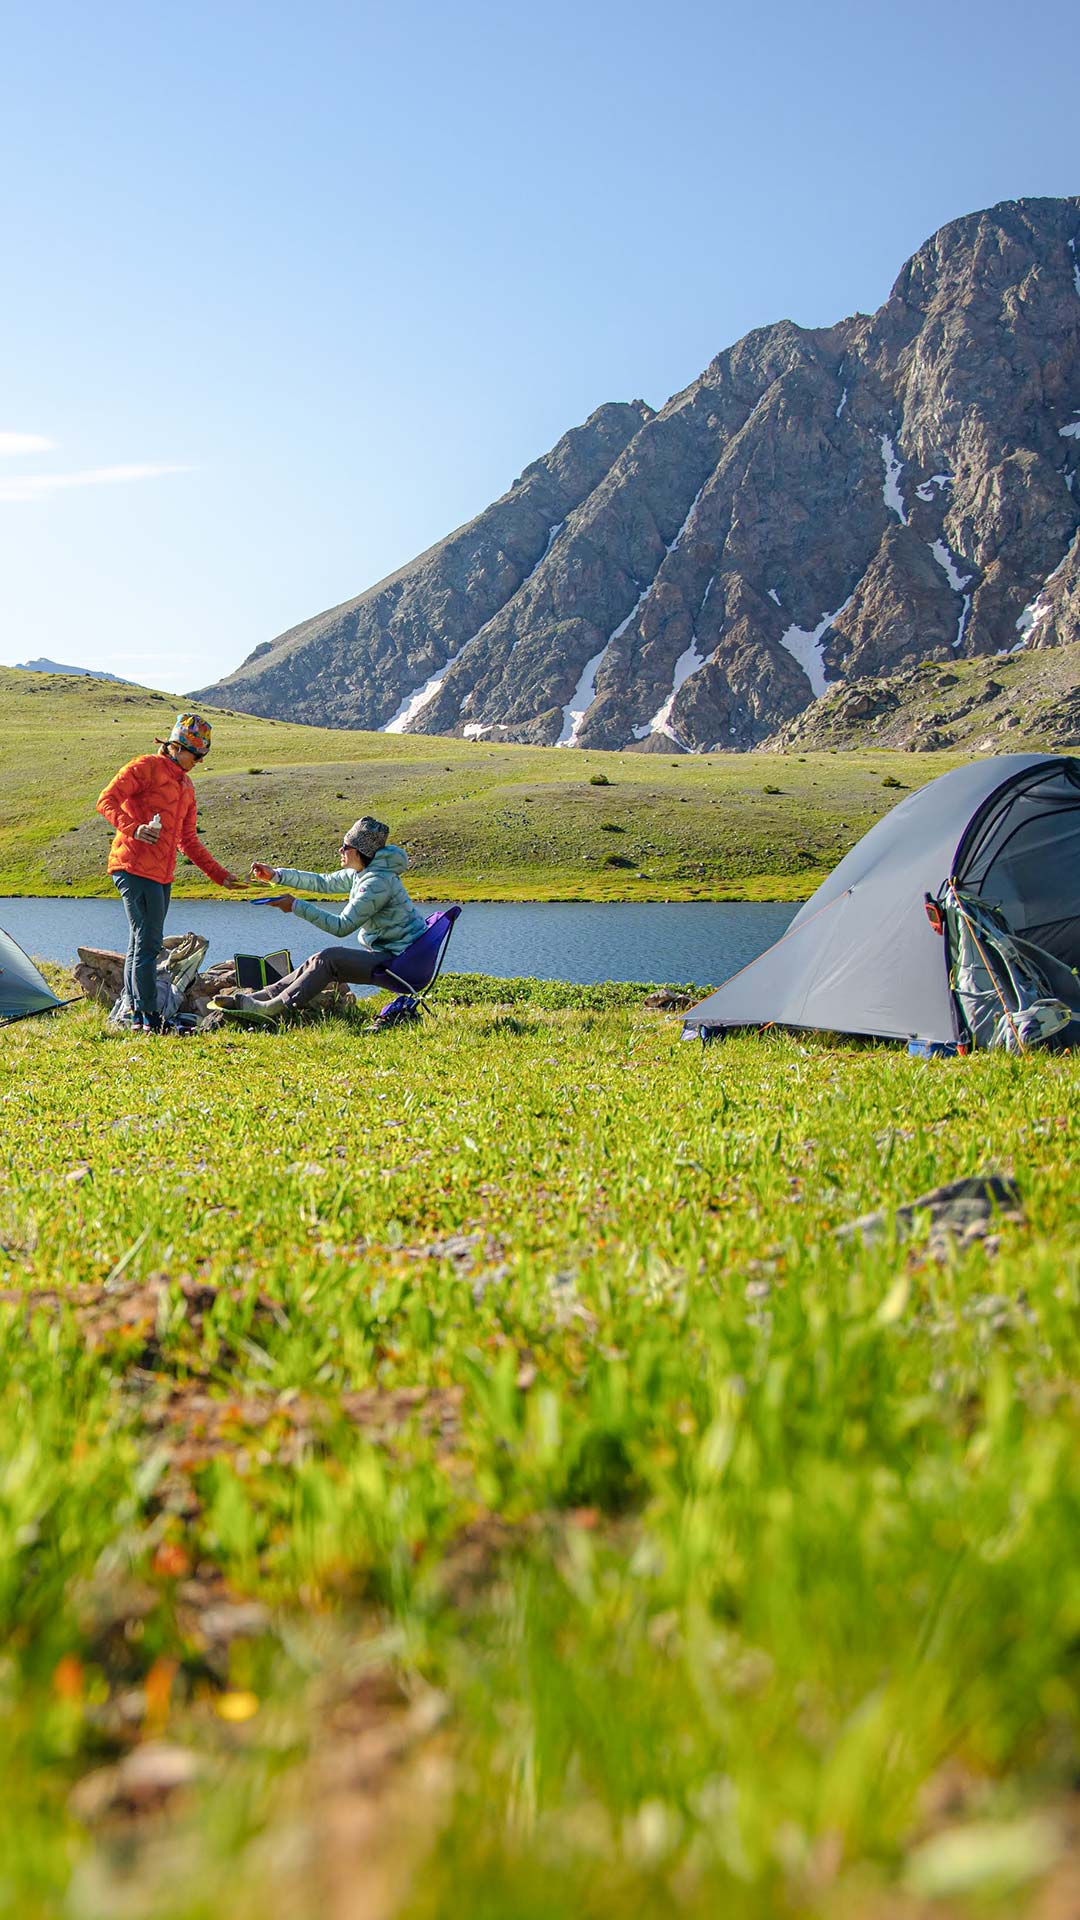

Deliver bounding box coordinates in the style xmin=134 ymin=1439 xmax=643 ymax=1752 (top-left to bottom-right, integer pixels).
xmin=374 ymin=972 xmax=439 ymax=1019
xmin=375 ymin=930 xmax=455 ymax=1019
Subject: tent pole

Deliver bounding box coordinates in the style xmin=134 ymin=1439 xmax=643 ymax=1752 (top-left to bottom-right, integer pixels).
xmin=0 ymin=997 xmax=83 ymax=1030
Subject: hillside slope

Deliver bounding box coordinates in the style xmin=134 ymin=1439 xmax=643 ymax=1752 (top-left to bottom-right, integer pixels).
xmin=765 ymin=638 xmax=1080 ymax=752
xmin=0 ymin=666 xmax=997 ymax=902
xmin=197 ymin=197 xmax=1080 ymax=750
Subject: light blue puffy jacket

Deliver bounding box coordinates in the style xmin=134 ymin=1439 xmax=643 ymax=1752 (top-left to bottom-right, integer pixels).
xmin=274 ymin=846 xmax=427 ymax=955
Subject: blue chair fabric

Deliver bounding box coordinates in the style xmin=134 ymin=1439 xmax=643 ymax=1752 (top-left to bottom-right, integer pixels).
xmin=369 ymin=907 xmax=461 ymax=1012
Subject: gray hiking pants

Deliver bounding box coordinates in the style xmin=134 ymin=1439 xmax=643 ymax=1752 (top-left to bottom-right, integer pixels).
xmin=248 ymin=943 xmax=393 ymax=1010
xmin=113 ymin=871 xmax=171 ymax=1018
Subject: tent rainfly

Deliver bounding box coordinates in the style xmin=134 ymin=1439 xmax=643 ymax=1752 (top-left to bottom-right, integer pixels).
xmin=684 ymin=753 xmax=1080 ymax=1048
xmin=0 ymin=927 xmax=65 ymax=1024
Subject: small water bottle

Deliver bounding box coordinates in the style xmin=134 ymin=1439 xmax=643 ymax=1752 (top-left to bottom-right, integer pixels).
xmin=149 ymin=812 xmax=162 ymax=836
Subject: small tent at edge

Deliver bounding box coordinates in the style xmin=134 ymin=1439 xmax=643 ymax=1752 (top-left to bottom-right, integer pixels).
xmin=684 ymin=753 xmax=1080 ymax=1054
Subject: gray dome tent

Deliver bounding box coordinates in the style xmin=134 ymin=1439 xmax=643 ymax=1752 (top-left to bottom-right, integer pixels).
xmin=684 ymin=754 xmax=1080 ymax=1047
xmin=0 ymin=926 xmax=64 ymax=1025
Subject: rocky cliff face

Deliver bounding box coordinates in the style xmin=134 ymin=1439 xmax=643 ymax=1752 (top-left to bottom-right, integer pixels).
xmin=196 ymin=197 xmax=1080 ymax=749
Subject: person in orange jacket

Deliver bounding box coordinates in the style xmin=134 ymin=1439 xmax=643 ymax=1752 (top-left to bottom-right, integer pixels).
xmin=97 ymin=712 xmax=243 ymax=1031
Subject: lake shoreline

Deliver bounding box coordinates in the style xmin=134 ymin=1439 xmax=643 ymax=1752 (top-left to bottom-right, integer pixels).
xmin=1 ymin=877 xmax=817 ymax=907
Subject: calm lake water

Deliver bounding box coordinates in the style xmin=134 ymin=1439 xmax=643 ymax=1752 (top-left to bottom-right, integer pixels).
xmin=4 ymin=897 xmax=795 ymax=990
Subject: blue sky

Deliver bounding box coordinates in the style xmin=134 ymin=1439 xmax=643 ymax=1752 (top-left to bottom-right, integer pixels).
xmin=2 ymin=0 xmax=1076 ymax=694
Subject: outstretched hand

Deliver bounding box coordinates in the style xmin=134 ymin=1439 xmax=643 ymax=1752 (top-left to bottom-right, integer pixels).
xmin=221 ymin=873 xmax=247 ymax=890
xmin=250 ymin=861 xmax=276 ymax=882
xmin=268 ymin=893 xmax=295 ymax=914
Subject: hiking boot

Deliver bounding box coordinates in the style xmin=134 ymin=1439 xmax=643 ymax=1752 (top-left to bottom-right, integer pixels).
xmin=220 ymin=997 xmax=284 ymax=1027
xmin=207 ymin=991 xmax=245 ymax=1012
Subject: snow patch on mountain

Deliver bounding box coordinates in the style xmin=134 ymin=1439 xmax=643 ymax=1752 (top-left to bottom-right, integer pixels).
xmin=557 ymin=489 xmax=708 ymax=747
xmin=633 ymin=635 xmax=710 ymax=742
xmin=915 ymin=473 xmax=952 ymax=503
xmin=929 ymin=539 xmax=973 ymax=592
xmin=1014 ymin=537 xmax=1075 ymax=643
xmin=666 ymin=484 xmax=705 ymax=556
xmin=779 ymin=596 xmax=853 ymax=699
xmin=557 ymin=586 xmax=652 ymax=746
xmin=557 ymin=646 xmax=609 ymax=747
xmin=535 ymin=522 xmax=564 ymax=570
xmin=384 ymin=523 xmax=566 ymax=733
xmin=1015 ymin=594 xmax=1050 ymax=642
xmin=880 ymin=435 xmax=908 ymax=523
xmin=382 ymin=650 xmax=467 ymax=732
xmin=954 ymin=594 xmax=972 ymax=650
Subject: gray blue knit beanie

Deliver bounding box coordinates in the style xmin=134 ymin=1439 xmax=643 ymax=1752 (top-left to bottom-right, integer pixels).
xmin=343 ymin=816 xmax=389 ymax=858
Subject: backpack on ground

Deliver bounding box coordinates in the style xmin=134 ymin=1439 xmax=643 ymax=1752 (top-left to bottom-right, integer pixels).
xmin=945 ymin=887 xmax=1073 ymax=1052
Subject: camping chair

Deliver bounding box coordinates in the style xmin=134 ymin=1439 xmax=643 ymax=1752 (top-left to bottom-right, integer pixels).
xmin=369 ymin=907 xmax=461 ymax=1020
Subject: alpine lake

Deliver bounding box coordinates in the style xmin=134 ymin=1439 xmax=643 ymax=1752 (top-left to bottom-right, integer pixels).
xmin=4 ymin=896 xmax=797 ymax=993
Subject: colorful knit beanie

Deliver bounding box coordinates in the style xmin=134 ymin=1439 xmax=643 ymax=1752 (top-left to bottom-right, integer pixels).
xmin=163 ymin=713 xmax=213 ymax=758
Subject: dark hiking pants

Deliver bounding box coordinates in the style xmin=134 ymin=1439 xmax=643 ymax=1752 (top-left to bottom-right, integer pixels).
xmin=246 ymin=943 xmax=393 ymax=1010
xmin=113 ymin=871 xmax=171 ymax=1018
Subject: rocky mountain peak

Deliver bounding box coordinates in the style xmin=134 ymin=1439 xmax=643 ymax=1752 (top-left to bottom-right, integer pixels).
xmin=195 ymin=196 xmax=1080 ymax=749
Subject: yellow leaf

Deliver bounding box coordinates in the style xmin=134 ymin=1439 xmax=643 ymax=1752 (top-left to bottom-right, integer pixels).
xmin=215 ymin=1691 xmax=259 ymax=1722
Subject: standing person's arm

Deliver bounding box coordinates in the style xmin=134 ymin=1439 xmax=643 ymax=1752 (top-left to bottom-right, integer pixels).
xmin=97 ymin=760 xmax=158 ymax=839
xmin=177 ymin=791 xmax=244 ymax=888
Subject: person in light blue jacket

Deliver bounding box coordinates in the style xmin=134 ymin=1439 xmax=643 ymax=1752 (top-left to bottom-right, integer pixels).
xmin=215 ymin=816 xmax=427 ymax=1021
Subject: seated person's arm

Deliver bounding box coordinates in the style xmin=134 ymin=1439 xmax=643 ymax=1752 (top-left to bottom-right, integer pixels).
xmin=290 ymin=870 xmax=389 ymax=939
xmin=271 ymin=866 xmax=352 ymax=896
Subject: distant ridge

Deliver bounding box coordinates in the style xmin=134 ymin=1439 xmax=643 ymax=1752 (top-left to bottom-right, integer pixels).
xmin=15 ymin=657 xmax=134 ymax=685
xmin=196 ymin=196 xmax=1080 ymax=750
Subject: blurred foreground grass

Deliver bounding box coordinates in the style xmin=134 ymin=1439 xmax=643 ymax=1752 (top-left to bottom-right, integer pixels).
xmin=0 ymin=988 xmax=1078 ymax=1919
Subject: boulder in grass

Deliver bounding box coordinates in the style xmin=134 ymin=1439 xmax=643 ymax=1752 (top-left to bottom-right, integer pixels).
xmin=643 ymin=988 xmax=698 ymax=1012
xmin=837 ymin=1173 xmax=1024 ymax=1251
xmin=75 ymin=937 xmax=231 ymax=1019
xmin=74 ymin=948 xmax=126 ymax=1007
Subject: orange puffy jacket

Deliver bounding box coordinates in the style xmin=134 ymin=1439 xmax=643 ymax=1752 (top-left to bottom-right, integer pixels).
xmin=97 ymin=753 xmax=231 ymax=887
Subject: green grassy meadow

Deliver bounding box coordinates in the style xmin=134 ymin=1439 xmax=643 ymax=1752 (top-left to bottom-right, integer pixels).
xmin=2 ymin=985 xmax=1078 ymax=1918
xmin=0 ymin=667 xmax=967 ymax=902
